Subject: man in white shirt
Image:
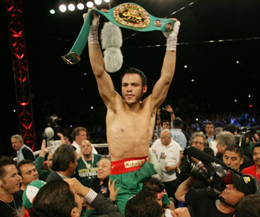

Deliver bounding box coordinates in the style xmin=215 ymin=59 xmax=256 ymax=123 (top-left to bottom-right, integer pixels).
xmin=152 ymin=129 xmax=181 ymax=205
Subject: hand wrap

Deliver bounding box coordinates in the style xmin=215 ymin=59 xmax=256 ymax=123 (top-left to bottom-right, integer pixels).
xmin=87 ymin=14 xmax=100 ymax=44
xmin=163 ymin=21 xmax=180 ymax=51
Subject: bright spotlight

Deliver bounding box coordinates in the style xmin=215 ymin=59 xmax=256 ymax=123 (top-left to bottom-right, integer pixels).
xmin=50 ymin=9 xmax=55 ymax=14
xmin=94 ymin=0 xmax=102 ymax=5
xmin=68 ymin=3 xmax=75 ymax=11
xmin=87 ymin=1 xmax=94 ymax=8
xmin=77 ymin=3 xmax=84 ymax=10
xmin=59 ymin=4 xmax=67 ymax=12
xmin=104 ymin=0 xmax=110 ymax=2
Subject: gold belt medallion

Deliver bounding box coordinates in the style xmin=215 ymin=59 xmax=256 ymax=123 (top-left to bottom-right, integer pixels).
xmin=113 ymin=3 xmax=150 ymax=29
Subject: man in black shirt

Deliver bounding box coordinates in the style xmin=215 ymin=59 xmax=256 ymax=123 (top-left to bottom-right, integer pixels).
xmin=0 ymin=156 xmax=23 ymax=217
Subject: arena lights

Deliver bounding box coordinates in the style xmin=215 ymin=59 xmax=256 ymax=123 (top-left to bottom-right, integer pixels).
xmin=57 ymin=0 xmax=110 ymax=13
xmin=50 ymin=9 xmax=56 ymax=14
xmin=94 ymin=0 xmax=102 ymax=5
xmin=77 ymin=3 xmax=84 ymax=10
xmin=68 ymin=3 xmax=76 ymax=11
xmin=59 ymin=4 xmax=67 ymax=12
xmin=86 ymin=1 xmax=94 ymax=8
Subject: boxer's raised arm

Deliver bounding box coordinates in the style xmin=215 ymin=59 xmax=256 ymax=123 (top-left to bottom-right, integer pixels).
xmin=150 ymin=20 xmax=180 ymax=113
xmin=87 ymin=12 xmax=117 ymax=108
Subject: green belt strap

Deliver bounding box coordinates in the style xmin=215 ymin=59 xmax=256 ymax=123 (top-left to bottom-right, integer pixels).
xmin=62 ymin=2 xmax=175 ymax=65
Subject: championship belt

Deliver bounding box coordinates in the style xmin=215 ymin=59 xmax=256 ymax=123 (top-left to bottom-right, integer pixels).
xmin=62 ymin=2 xmax=175 ymax=65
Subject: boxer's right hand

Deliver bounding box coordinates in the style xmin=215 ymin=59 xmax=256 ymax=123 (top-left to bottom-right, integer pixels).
xmin=85 ymin=8 xmax=100 ymax=44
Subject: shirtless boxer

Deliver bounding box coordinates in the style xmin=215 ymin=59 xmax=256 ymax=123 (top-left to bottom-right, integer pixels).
xmin=87 ymin=10 xmax=180 ymax=214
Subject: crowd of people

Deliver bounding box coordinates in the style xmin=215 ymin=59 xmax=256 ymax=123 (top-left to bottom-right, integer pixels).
xmin=1 ymin=8 xmax=260 ymax=217
xmin=2 ymin=121 xmax=260 ymax=217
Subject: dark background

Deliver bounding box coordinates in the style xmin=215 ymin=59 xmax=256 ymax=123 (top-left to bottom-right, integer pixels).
xmin=1 ymin=0 xmax=260 ymax=154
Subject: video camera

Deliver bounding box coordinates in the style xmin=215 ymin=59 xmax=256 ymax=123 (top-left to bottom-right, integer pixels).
xmin=179 ymin=147 xmax=244 ymax=198
xmin=42 ymin=114 xmax=62 ymax=153
xmin=235 ymin=126 xmax=257 ymax=147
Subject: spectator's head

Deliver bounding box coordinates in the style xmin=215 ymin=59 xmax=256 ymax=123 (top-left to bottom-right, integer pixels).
xmin=22 ymin=180 xmax=46 ymax=215
xmin=72 ymin=127 xmax=87 ymax=144
xmin=46 ymin=152 xmax=54 ymax=169
xmin=11 ymin=134 xmax=24 ymax=151
xmin=0 ymin=156 xmax=22 ymax=195
xmin=97 ymin=157 xmax=111 ymax=181
xmin=223 ymin=124 xmax=238 ymax=135
xmin=17 ymin=159 xmax=39 ymax=190
xmin=214 ymin=127 xmax=223 ymax=137
xmin=80 ymin=140 xmax=93 ymax=158
xmin=205 ymin=121 xmax=214 ymax=136
xmin=235 ymin=194 xmax=260 ymax=217
xmin=219 ymin=173 xmax=259 ymax=210
xmin=125 ymin=188 xmax=163 ymax=217
xmin=160 ymin=129 xmax=172 ymax=146
xmin=34 ymin=180 xmax=81 ymax=217
xmin=190 ymin=132 xmax=207 ymax=151
xmin=173 ymin=117 xmax=183 ymax=129
xmin=52 ymin=144 xmax=77 ymax=177
xmin=216 ymin=131 xmax=236 ymax=154
xmin=252 ymin=143 xmax=260 ymax=167
xmin=222 ymin=145 xmax=244 ymax=171
xmin=143 ymin=177 xmax=166 ymax=207
xmin=64 ymin=136 xmax=72 ymax=145
xmin=162 ymin=120 xmax=171 ymax=129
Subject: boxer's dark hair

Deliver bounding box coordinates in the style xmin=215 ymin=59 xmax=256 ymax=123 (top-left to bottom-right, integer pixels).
xmin=121 ymin=67 xmax=147 ymax=86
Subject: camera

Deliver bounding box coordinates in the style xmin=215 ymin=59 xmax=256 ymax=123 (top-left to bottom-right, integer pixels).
xmin=46 ymin=114 xmax=62 ymax=130
xmin=42 ymin=115 xmax=62 ymax=153
xmin=235 ymin=126 xmax=256 ymax=147
xmin=178 ymin=147 xmax=240 ymax=198
xmin=159 ymin=107 xmax=171 ymax=121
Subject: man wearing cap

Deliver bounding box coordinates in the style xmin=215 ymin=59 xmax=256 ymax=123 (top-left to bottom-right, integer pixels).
xmin=175 ymin=172 xmax=259 ymax=217
xmin=87 ymin=7 xmax=180 ymax=214
xmin=21 ymin=180 xmax=46 ymax=217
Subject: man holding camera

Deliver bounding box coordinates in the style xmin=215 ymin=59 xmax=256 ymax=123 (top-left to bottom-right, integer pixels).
xmin=175 ymin=168 xmax=259 ymax=217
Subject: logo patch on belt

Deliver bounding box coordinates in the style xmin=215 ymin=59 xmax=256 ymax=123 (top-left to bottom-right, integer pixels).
xmin=124 ymin=159 xmax=145 ymax=168
xmin=113 ymin=3 xmax=150 ymax=29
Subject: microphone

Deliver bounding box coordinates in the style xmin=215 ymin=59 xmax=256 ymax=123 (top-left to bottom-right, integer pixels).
xmin=184 ymin=146 xmax=228 ymax=169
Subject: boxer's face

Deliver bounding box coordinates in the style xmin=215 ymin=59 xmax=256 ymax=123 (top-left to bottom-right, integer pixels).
xmin=122 ymin=73 xmax=147 ymax=104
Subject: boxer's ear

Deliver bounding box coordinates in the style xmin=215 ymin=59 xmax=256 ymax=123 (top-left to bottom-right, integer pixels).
xmin=143 ymin=85 xmax=148 ymax=94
